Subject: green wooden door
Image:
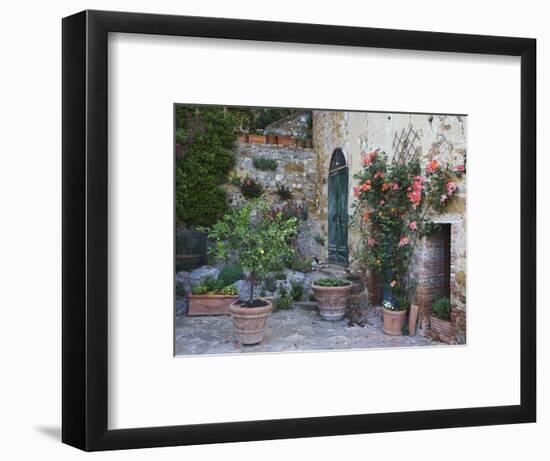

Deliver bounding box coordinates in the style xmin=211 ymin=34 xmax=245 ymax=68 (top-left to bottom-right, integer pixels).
xmin=328 ymin=151 xmax=349 ymax=266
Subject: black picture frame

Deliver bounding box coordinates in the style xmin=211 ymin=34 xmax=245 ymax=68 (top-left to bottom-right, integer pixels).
xmin=62 ymin=10 xmax=536 ymax=451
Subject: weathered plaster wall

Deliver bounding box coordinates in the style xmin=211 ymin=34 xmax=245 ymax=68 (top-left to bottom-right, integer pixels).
xmin=312 ymin=111 xmax=467 ymax=341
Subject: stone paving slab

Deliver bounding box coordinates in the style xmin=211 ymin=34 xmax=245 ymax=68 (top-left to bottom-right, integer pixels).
xmin=175 ymin=305 xmax=441 ymax=356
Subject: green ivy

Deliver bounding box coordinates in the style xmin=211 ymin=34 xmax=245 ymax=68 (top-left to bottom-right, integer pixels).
xmin=175 ymin=105 xmax=238 ymax=226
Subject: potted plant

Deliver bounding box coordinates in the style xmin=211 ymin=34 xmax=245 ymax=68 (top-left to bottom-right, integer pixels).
xmin=236 ymin=132 xmax=248 ymax=143
xmin=382 ymin=300 xmax=407 ymax=335
xmin=203 ymin=200 xmax=298 ymax=345
xmin=266 ymin=133 xmax=277 ymax=145
xmin=248 ymin=129 xmax=267 ymax=144
xmin=276 ymin=135 xmax=295 ymax=147
xmin=303 ymin=139 xmax=313 ymax=148
xmin=430 ymin=296 xmax=453 ymax=341
xmin=188 ymin=277 xmax=239 ymax=316
xmin=311 ymin=278 xmax=352 ymax=320
xmin=295 ymin=137 xmax=306 ymax=148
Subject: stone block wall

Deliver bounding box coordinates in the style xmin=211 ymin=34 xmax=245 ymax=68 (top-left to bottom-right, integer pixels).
xmin=227 ymin=141 xmax=325 ymax=260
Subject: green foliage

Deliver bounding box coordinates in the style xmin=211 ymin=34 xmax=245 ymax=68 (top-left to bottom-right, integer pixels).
xmin=203 ymin=199 xmax=298 ymax=302
xmin=263 ymin=275 xmax=277 ymax=293
xmin=277 ymin=286 xmax=293 ymax=310
xmin=217 ymin=264 xmax=244 ymax=286
xmin=290 ymin=281 xmax=304 ymax=302
xmin=230 ymin=175 xmax=243 ymax=187
xmin=274 ymin=271 xmax=287 ymax=281
xmin=175 ymin=105 xmax=237 ymax=226
xmin=275 ymin=184 xmax=293 ymax=201
xmin=432 ymin=296 xmax=451 ymax=320
xmin=314 ymin=278 xmax=351 ymax=287
xmin=240 ymin=177 xmax=264 ymax=199
xmin=253 ymin=157 xmax=278 ymax=171
xmin=191 ymin=275 xmax=238 ymax=296
xmin=314 ymin=234 xmax=325 ymax=247
xmin=219 ymin=285 xmax=238 ymax=296
xmin=286 ymin=254 xmax=312 ymax=273
xmin=228 ymin=107 xmax=298 ymax=132
xmin=175 ymin=284 xmax=185 ymax=297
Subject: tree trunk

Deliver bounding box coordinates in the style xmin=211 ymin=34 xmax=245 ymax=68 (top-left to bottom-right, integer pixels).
xmin=249 ymin=271 xmax=256 ymax=303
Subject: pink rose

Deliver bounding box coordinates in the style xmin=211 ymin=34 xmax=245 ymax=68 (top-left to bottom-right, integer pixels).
xmin=392 ymin=182 xmax=399 ymax=191
xmin=399 ymin=236 xmax=410 ymax=247
xmin=446 ymin=181 xmax=457 ymax=195
xmin=456 ymin=165 xmax=465 ymax=172
xmin=409 ymin=221 xmax=417 ymax=230
xmin=379 ymin=200 xmax=385 ymax=205
xmin=367 ymin=238 xmax=376 ymax=247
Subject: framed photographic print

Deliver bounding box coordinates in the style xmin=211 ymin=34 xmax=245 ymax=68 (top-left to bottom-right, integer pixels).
xmin=62 ymin=10 xmax=536 ymax=451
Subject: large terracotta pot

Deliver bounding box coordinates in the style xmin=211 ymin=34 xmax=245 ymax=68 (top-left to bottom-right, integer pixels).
xmin=311 ymin=283 xmax=352 ymax=321
xmin=188 ymin=295 xmax=238 ymax=316
xmin=382 ymin=308 xmax=407 ymax=335
xmin=229 ymin=299 xmax=272 ymax=345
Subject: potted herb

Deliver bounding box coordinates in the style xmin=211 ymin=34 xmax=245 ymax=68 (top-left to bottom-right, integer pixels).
xmin=248 ymin=129 xmax=266 ymax=144
xmin=204 ymin=200 xmax=298 ymax=344
xmin=382 ymin=300 xmax=407 ymax=335
xmin=430 ymin=296 xmax=452 ymax=340
xmin=188 ymin=276 xmax=239 ymax=316
xmin=311 ymin=278 xmax=352 ymax=320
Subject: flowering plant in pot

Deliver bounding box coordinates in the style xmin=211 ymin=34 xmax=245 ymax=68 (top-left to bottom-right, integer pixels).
xmin=381 ymin=300 xmax=407 ymax=335
xmin=352 ymin=150 xmax=464 ymax=335
xmin=311 ymin=278 xmax=352 ymax=321
xmin=203 ymin=199 xmax=298 ymax=344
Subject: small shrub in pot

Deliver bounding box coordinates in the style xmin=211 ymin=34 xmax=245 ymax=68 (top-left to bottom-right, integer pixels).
xmin=311 ymin=278 xmax=352 ymax=321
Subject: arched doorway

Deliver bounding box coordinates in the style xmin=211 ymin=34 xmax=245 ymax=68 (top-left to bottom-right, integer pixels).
xmin=328 ymin=148 xmax=349 ymax=266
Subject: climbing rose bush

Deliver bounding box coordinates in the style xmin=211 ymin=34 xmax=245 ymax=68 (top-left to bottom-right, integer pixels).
xmin=353 ymin=150 xmax=464 ymax=309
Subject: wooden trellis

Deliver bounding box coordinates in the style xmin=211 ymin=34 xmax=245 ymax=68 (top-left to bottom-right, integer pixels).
xmin=392 ymin=125 xmax=421 ymax=164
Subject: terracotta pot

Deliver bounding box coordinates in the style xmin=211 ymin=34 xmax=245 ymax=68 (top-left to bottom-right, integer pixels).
xmin=277 ymin=135 xmax=296 ymax=147
xmin=236 ymin=133 xmax=248 ymax=143
xmin=248 ymin=134 xmax=266 ymax=144
xmin=382 ymin=308 xmax=407 ymax=335
xmin=430 ymin=316 xmax=453 ymax=338
xmin=311 ymin=282 xmax=352 ymax=320
xmin=229 ymin=299 xmax=272 ymax=345
xmin=188 ymin=295 xmax=238 ymax=316
xmin=266 ymin=134 xmax=277 ymax=145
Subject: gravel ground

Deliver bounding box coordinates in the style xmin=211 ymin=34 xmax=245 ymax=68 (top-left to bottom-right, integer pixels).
xmin=175 ymin=303 xmax=441 ymax=356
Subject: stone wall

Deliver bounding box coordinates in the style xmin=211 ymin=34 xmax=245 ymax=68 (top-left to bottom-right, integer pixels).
xmin=227 ymin=141 xmax=325 ymax=260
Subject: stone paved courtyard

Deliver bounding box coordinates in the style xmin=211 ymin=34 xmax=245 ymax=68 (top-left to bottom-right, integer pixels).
xmin=175 ymin=303 xmax=441 ymax=356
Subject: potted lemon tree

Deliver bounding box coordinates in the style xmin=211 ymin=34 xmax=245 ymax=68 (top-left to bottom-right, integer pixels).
xmin=203 ymin=200 xmax=298 ymax=345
